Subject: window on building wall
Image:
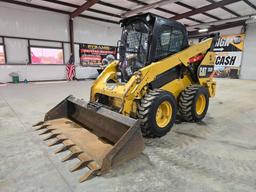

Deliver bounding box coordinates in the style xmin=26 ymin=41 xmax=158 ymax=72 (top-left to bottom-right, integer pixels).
xmin=30 ymin=46 xmax=64 ymax=64
xmin=0 ymin=45 xmax=5 ymax=64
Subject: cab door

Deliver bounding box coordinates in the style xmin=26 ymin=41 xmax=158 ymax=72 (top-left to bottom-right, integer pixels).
xmin=150 ymin=19 xmax=187 ymax=62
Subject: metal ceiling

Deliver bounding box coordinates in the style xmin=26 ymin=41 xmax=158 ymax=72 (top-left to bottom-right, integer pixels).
xmin=1 ymin=0 xmax=256 ymax=35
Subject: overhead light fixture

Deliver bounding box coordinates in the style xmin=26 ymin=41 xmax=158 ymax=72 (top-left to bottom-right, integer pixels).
xmin=198 ymin=28 xmax=209 ymax=33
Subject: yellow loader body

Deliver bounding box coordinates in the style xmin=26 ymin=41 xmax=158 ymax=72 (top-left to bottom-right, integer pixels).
xmin=91 ymin=38 xmax=216 ymax=116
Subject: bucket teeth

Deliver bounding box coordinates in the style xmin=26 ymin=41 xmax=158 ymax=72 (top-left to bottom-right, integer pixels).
xmin=62 ymin=151 xmax=83 ymax=162
xmin=48 ymin=137 xmax=67 ymax=147
xmin=43 ymin=133 xmax=61 ymax=141
xmin=87 ymin=161 xmax=100 ymax=171
xmin=70 ymin=158 xmax=93 ymax=172
xmin=79 ymin=169 xmax=99 ymax=183
xmin=54 ymin=144 xmax=75 ymax=154
xmin=39 ymin=128 xmax=52 ymax=135
xmin=33 ymin=121 xmax=44 ymax=127
xmin=35 ymin=124 xmax=49 ymax=131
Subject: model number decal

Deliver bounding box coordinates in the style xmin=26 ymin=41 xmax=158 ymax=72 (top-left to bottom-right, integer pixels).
xmin=198 ymin=66 xmax=214 ymax=77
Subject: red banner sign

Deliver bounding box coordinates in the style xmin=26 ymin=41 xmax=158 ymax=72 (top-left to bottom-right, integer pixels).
xmin=80 ymin=43 xmax=117 ymax=66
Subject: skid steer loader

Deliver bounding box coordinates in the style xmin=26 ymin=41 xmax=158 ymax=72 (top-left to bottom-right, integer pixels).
xmin=34 ymin=13 xmax=217 ymax=182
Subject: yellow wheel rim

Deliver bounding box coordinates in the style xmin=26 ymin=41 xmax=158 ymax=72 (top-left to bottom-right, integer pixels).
xmin=196 ymin=94 xmax=206 ymax=115
xmin=156 ymin=101 xmax=172 ymax=128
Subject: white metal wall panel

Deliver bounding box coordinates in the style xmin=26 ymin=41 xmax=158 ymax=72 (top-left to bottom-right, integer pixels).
xmin=240 ymin=23 xmax=256 ymax=80
xmin=5 ymin=38 xmax=29 ymax=64
xmin=15 ymin=0 xmax=75 ymax=12
xmin=0 ymin=2 xmax=121 ymax=81
xmin=29 ymin=41 xmax=62 ymax=48
xmin=74 ymin=17 xmax=121 ymax=45
xmin=0 ymin=65 xmax=66 ymax=82
xmin=64 ymin=43 xmax=71 ymax=64
xmin=0 ymin=2 xmax=69 ymax=41
xmin=82 ymin=11 xmax=120 ymax=22
xmin=74 ymin=44 xmax=80 ymax=65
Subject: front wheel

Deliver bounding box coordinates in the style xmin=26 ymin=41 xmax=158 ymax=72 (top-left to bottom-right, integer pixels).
xmin=137 ymin=89 xmax=177 ymax=138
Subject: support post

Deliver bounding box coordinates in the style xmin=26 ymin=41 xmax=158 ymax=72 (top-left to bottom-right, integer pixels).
xmin=69 ymin=18 xmax=74 ymax=61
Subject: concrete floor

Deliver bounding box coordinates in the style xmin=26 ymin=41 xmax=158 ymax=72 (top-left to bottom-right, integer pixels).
xmin=0 ymin=79 xmax=256 ymax=192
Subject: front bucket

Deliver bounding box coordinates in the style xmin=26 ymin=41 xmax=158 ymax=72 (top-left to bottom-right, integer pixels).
xmin=34 ymin=95 xmax=144 ymax=182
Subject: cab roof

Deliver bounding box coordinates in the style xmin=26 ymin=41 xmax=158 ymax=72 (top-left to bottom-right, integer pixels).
xmin=120 ymin=13 xmax=185 ymax=30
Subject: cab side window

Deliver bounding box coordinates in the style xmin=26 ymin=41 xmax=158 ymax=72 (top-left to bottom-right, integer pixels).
xmin=155 ymin=25 xmax=184 ymax=59
xmin=169 ymin=29 xmax=184 ymax=52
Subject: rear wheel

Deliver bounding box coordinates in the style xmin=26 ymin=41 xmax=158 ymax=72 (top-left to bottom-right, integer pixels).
xmin=138 ymin=89 xmax=177 ymax=138
xmin=178 ymin=84 xmax=209 ymax=122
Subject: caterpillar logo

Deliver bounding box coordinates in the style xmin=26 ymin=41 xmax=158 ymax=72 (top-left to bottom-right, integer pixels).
xmin=198 ymin=66 xmax=214 ymax=78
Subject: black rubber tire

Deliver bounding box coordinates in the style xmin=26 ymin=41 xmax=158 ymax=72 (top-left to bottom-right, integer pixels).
xmin=178 ymin=84 xmax=209 ymax=122
xmin=137 ymin=89 xmax=177 ymax=138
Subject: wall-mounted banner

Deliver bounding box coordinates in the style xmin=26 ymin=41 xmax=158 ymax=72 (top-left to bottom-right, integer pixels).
xmin=80 ymin=44 xmax=117 ymax=67
xmin=213 ymin=34 xmax=245 ymax=79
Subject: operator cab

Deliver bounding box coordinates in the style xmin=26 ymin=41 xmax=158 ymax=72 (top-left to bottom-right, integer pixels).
xmin=118 ymin=13 xmax=188 ymax=81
